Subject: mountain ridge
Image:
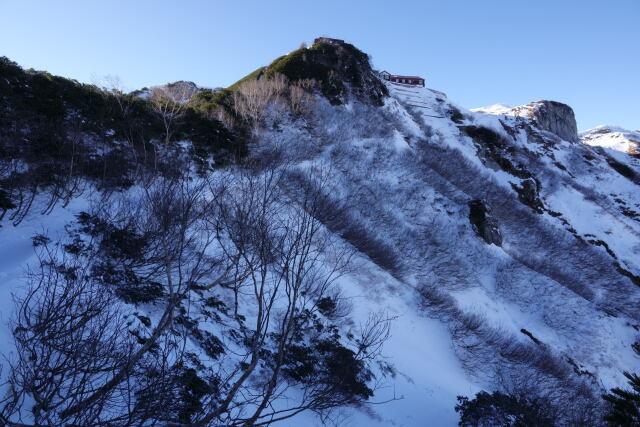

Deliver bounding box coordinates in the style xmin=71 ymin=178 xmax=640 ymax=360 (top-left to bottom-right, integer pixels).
xmin=1 ymin=39 xmax=640 ymax=426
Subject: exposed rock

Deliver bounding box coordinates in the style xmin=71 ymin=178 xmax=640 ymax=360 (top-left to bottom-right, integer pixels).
xmin=460 ymin=125 xmax=531 ymax=179
xmin=262 ymin=39 xmax=388 ymax=106
xmin=131 ymin=80 xmax=203 ymax=101
xmin=468 ymin=200 xmax=502 ymax=246
xmin=165 ymin=80 xmax=201 ymax=98
xmin=511 ymin=100 xmax=578 ymax=142
xmin=511 ymin=178 xmax=544 ymax=213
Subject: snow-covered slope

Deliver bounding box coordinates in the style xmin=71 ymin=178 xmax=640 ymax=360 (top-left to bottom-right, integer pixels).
xmin=581 ymin=125 xmax=640 ymax=157
xmin=236 ymin=77 xmax=640 ymax=424
xmin=2 ymin=42 xmax=640 ymax=426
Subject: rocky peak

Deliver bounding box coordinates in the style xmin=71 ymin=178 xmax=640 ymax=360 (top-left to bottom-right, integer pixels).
xmin=511 ymin=100 xmax=578 ymax=142
xmin=257 ymin=38 xmax=388 ymax=106
xmin=165 ymin=80 xmax=200 ymax=97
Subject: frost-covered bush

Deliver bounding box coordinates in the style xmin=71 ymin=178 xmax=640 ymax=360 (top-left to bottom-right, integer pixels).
xmin=66 ymin=208 xmax=174 ymax=304
xmin=286 ymin=168 xmax=403 ymax=275
xmin=455 ymin=391 xmax=556 ymax=427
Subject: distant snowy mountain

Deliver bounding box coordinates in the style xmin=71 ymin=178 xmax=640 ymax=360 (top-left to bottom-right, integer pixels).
xmin=1 ymin=40 xmax=640 ymax=426
xmin=581 ymin=125 xmax=640 ymax=157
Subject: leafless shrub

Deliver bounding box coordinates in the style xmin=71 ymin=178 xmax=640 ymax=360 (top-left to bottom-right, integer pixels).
xmin=413 ymin=136 xmax=640 ymax=319
xmin=284 ymin=168 xmax=402 ymax=276
xmin=150 ymin=84 xmax=192 ymax=146
xmin=187 ymin=165 xmax=390 ymax=425
xmin=0 ymin=242 xmax=138 ymax=426
xmin=0 ymin=175 xmax=226 ymax=425
xmin=230 ymin=74 xmax=316 ymax=133
xmin=494 ymin=369 xmax=605 ymax=426
xmin=0 ymin=161 xmax=391 ymax=426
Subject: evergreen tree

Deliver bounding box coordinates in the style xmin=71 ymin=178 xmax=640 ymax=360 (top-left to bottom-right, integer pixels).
xmin=603 ymin=372 xmax=640 ymax=426
xmin=455 ymin=391 xmax=555 ymax=427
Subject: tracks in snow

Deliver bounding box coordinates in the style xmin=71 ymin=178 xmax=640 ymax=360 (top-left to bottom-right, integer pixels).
xmin=388 ymin=83 xmax=445 ymax=118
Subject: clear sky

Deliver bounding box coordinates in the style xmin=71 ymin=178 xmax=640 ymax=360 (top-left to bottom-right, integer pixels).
xmin=1 ymin=0 xmax=638 ymax=131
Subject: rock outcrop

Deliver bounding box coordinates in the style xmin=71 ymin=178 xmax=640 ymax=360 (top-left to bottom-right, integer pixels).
xmin=511 ymin=100 xmax=578 ymax=142
xmin=259 ymin=38 xmax=388 ymax=106
xmin=511 ymin=178 xmax=544 ymax=213
xmin=468 ymin=200 xmax=502 ymax=246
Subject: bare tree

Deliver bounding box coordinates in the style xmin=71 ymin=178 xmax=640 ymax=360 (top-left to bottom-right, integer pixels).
xmin=1 ymin=165 xmax=392 ymax=426
xmin=0 ymin=176 xmax=228 ymax=426
xmin=150 ymin=84 xmax=192 ymax=146
xmin=100 ymin=75 xmax=129 ymax=114
xmin=230 ymin=74 xmax=315 ymax=132
xmin=1 ymin=241 xmax=138 ymax=426
xmin=188 ymin=165 xmax=390 ymax=426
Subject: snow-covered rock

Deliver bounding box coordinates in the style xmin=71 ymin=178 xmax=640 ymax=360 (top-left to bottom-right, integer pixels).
xmin=474 ymin=100 xmax=579 ymax=142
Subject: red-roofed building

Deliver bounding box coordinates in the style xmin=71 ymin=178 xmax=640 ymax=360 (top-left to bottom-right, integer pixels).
xmin=379 ymin=70 xmax=425 ymax=87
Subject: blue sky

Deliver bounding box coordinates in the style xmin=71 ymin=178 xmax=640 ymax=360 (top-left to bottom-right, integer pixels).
xmin=1 ymin=0 xmax=638 ymax=130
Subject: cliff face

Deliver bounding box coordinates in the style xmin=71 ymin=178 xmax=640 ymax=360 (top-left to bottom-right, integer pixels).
xmin=510 ymin=100 xmax=579 ymax=142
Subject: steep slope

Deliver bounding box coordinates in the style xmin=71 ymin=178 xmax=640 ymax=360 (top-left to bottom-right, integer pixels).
xmin=1 ymin=40 xmax=639 ymax=426
xmin=243 ymin=44 xmax=640 ymax=423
